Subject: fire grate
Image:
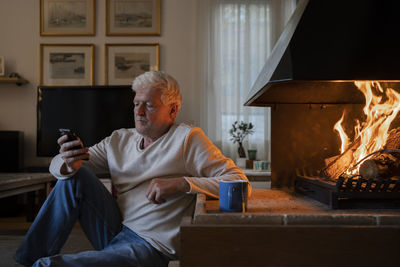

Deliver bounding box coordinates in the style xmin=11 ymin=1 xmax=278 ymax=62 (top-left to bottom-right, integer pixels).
xmin=295 ymin=168 xmax=400 ymax=209
xmin=336 ymin=176 xmax=400 ymax=193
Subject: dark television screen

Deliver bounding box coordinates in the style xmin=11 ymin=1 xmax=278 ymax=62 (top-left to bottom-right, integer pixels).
xmin=37 ymin=85 xmax=135 ymax=157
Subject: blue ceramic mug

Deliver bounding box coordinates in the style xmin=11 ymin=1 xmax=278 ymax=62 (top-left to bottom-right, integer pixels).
xmin=219 ymin=180 xmax=248 ymax=212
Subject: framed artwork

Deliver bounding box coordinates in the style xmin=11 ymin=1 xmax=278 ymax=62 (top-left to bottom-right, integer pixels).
xmin=40 ymin=0 xmax=95 ymax=36
xmin=40 ymin=44 xmax=94 ymax=86
xmin=106 ymin=0 xmax=161 ymax=36
xmin=0 ymin=56 xmax=4 ymax=76
xmin=105 ymin=43 xmax=159 ymax=85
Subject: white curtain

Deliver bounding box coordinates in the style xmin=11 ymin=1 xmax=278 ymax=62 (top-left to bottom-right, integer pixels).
xmin=197 ymin=0 xmax=296 ymax=162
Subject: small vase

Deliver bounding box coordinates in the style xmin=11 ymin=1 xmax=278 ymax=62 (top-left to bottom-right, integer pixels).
xmin=237 ymin=143 xmax=246 ymax=158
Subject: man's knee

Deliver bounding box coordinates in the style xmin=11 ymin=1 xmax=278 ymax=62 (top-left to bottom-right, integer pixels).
xmin=71 ymin=167 xmax=103 ymax=193
xmin=54 ymin=167 xmax=98 ymax=194
xmin=62 ymin=167 xmax=98 ymax=185
xmin=74 ymin=166 xmax=96 ymax=179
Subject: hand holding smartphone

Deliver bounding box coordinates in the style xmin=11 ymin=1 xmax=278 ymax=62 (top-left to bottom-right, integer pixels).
xmin=59 ymin=128 xmax=83 ymax=148
xmin=59 ymin=128 xmax=89 ymax=160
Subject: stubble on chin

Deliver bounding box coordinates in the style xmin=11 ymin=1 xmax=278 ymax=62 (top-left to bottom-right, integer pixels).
xmin=135 ymin=120 xmax=149 ymax=135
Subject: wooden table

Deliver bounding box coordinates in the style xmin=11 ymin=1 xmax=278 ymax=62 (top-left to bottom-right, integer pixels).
xmin=0 ymin=173 xmax=56 ymax=221
xmin=180 ymin=189 xmax=400 ymax=267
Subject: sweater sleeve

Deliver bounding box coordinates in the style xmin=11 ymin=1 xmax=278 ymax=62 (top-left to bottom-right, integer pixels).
xmin=84 ymin=136 xmax=110 ymax=174
xmin=49 ymin=154 xmax=76 ymax=179
xmin=182 ymin=127 xmax=252 ymax=199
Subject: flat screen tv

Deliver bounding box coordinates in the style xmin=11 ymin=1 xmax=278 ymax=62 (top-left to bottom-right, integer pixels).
xmin=37 ymin=85 xmax=135 ymax=157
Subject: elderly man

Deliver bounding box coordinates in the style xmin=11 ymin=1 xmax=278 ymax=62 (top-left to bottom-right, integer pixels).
xmin=14 ymin=71 xmax=249 ymax=266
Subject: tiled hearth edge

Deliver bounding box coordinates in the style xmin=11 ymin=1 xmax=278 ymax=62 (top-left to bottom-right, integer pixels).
xmin=193 ymin=194 xmax=400 ymax=226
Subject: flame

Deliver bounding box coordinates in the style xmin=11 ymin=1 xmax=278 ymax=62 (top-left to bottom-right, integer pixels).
xmin=334 ymin=112 xmax=349 ymax=154
xmin=335 ymin=81 xmax=400 ymax=175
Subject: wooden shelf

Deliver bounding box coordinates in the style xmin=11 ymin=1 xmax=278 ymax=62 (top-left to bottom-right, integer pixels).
xmin=241 ymin=168 xmax=271 ymax=181
xmin=0 ymin=77 xmax=28 ymax=86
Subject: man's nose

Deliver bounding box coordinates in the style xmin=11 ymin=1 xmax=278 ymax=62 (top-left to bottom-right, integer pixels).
xmin=136 ymin=103 xmax=145 ymax=115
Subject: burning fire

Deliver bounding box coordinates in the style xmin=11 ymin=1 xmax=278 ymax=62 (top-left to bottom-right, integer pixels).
xmin=334 ymin=112 xmax=349 ymax=154
xmin=334 ymin=81 xmax=400 ymax=175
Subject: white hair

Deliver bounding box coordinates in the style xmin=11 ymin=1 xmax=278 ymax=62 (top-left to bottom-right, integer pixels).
xmin=132 ymin=71 xmax=182 ymax=112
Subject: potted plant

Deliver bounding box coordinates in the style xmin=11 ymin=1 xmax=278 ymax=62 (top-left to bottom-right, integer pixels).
xmin=229 ymin=121 xmax=254 ymax=158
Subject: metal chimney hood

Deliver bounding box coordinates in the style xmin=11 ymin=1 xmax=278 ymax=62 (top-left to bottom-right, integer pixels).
xmin=245 ymin=0 xmax=400 ymax=106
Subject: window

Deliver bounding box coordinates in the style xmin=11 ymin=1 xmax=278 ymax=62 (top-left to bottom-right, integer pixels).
xmin=197 ymin=0 xmax=296 ymax=162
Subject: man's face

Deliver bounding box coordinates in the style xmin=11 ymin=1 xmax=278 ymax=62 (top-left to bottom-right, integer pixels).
xmin=133 ymin=86 xmax=175 ymax=139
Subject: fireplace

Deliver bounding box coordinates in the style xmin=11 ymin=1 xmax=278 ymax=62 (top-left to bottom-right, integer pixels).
xmin=245 ymin=0 xmax=400 ymax=208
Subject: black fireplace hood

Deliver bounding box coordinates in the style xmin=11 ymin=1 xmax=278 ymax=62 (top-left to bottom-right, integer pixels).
xmin=245 ymin=0 xmax=400 ymax=106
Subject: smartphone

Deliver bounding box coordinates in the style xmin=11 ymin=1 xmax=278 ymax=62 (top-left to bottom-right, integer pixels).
xmin=59 ymin=128 xmax=84 ymax=150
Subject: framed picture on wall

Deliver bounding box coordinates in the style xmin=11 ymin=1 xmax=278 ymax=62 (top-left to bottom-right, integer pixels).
xmin=106 ymin=0 xmax=161 ymax=36
xmin=0 ymin=56 xmax=4 ymax=76
xmin=40 ymin=44 xmax=94 ymax=86
xmin=40 ymin=0 xmax=95 ymax=36
xmin=105 ymin=43 xmax=159 ymax=85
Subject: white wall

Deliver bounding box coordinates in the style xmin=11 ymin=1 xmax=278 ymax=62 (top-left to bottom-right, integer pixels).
xmin=0 ymin=0 xmax=199 ymax=168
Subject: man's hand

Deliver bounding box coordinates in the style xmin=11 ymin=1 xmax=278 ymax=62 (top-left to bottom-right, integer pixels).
xmin=58 ymin=134 xmax=90 ymax=174
xmin=146 ymin=178 xmax=190 ymax=204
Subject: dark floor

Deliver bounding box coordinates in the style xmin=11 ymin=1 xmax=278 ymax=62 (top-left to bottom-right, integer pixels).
xmin=0 ymin=217 xmax=93 ymax=267
xmin=0 ymin=216 xmax=179 ymax=267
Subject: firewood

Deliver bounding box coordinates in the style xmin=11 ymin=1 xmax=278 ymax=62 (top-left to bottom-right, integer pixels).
xmin=321 ymin=138 xmax=360 ymax=179
xmin=385 ymin=127 xmax=400 ymax=150
xmin=359 ymin=152 xmax=400 ymax=179
xmin=360 ymin=127 xmax=400 ymax=179
xmin=324 ymin=155 xmax=339 ymax=166
xmin=321 ymin=127 xmax=400 ymax=180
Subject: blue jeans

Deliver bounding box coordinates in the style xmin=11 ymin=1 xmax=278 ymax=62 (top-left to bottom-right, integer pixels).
xmin=14 ymin=167 xmax=170 ymax=267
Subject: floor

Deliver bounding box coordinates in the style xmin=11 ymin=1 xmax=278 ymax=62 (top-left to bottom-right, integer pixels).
xmin=0 ymin=217 xmax=179 ymax=267
xmin=0 ymin=217 xmax=94 ymax=267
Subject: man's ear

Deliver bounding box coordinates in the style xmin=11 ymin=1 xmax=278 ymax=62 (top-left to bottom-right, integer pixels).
xmin=169 ymin=103 xmax=178 ymax=120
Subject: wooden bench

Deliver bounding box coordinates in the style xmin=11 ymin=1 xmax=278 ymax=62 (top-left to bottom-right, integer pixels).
xmin=0 ymin=173 xmax=56 ymax=221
